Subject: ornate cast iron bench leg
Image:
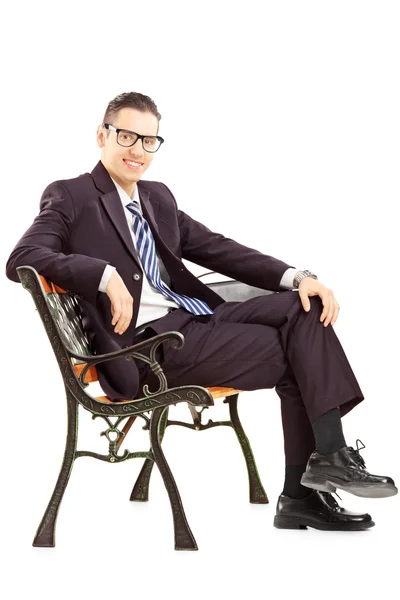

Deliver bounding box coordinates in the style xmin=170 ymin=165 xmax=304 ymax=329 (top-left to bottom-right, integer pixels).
xmin=130 ymin=391 xmax=268 ymax=507
xmin=149 ymin=406 xmax=197 ymax=550
xmin=32 ymin=390 xmax=78 ymax=547
xmin=225 ymin=393 xmax=269 ymax=504
xmin=130 ymin=407 xmax=169 ymax=502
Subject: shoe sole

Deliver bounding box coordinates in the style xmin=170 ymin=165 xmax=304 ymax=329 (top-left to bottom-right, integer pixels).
xmin=300 ymin=473 xmax=398 ymax=498
xmin=273 ymin=515 xmax=375 ymax=531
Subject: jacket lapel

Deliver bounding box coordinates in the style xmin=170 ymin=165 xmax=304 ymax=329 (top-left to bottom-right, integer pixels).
xmin=138 ymin=187 xmax=160 ymax=235
xmin=89 ymin=162 xmax=224 ymax=308
xmin=100 ymin=189 xmax=140 ymax=266
xmin=91 ymin=161 xmax=159 ymax=268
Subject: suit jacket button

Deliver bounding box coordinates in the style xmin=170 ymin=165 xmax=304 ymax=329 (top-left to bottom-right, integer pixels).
xmin=133 ymin=273 xmax=141 ymax=281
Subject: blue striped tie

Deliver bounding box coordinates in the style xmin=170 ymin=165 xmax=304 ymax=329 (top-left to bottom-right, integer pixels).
xmin=126 ymin=201 xmax=214 ymax=316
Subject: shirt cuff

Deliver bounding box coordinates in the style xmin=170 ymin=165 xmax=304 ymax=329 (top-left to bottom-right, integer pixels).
xmin=99 ymin=264 xmax=116 ymax=293
xmin=279 ymin=267 xmax=300 ymax=290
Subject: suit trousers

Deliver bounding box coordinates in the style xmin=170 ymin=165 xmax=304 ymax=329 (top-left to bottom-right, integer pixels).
xmin=137 ymin=290 xmax=364 ymax=465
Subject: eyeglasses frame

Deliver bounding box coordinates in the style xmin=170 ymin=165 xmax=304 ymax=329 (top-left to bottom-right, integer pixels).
xmin=103 ymin=123 xmax=165 ymax=153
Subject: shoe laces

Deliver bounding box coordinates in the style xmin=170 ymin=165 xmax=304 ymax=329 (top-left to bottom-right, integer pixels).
xmin=320 ymin=490 xmax=342 ymax=510
xmin=348 ymin=439 xmax=366 ymax=468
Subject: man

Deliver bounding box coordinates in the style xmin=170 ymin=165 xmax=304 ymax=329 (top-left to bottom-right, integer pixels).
xmin=6 ymin=91 xmax=397 ymax=532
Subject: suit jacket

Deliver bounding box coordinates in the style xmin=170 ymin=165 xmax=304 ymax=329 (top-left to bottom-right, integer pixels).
xmin=6 ymin=160 xmax=294 ymax=398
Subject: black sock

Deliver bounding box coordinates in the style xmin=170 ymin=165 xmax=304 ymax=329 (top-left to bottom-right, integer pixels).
xmin=282 ymin=464 xmax=313 ymax=499
xmin=312 ymin=407 xmax=347 ymax=455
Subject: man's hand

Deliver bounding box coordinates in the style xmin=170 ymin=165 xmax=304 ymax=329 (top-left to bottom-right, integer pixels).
xmin=105 ymin=271 xmax=134 ymax=335
xmin=298 ymin=277 xmax=340 ymax=327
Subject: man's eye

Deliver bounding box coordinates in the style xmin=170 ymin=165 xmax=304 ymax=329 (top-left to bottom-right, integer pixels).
xmin=145 ymin=138 xmax=156 ymax=145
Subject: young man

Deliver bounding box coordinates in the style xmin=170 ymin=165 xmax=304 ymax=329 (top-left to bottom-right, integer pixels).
xmin=6 ymin=92 xmax=397 ymax=531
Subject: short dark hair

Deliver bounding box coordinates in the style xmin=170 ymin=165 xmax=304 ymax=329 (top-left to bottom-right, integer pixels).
xmin=103 ymin=92 xmax=161 ymax=132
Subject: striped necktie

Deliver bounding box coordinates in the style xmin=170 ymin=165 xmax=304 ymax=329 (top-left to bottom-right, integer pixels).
xmin=126 ymin=201 xmax=213 ymax=315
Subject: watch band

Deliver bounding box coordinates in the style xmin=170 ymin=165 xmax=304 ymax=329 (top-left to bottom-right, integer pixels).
xmin=293 ymin=269 xmax=318 ymax=289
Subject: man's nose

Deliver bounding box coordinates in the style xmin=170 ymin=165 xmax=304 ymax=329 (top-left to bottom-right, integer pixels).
xmin=129 ymin=138 xmax=145 ymax=156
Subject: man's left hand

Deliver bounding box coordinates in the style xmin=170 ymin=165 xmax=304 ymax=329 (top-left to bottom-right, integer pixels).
xmin=298 ymin=277 xmax=340 ymax=327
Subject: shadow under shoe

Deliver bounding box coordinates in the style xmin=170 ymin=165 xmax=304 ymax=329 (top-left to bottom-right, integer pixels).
xmin=274 ymin=490 xmax=374 ymax=531
xmin=301 ymin=440 xmax=398 ymax=498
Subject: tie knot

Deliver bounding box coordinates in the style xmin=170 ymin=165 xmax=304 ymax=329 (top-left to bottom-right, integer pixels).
xmin=126 ymin=201 xmax=141 ymax=218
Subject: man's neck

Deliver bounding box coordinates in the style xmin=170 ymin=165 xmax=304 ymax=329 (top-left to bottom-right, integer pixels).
xmin=113 ymin=178 xmax=136 ymax=198
xmin=102 ymin=161 xmax=137 ymax=197
xmin=111 ymin=178 xmax=136 ymax=200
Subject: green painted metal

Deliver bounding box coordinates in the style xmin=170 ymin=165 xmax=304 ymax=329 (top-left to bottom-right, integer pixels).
xmin=18 ymin=265 xmax=269 ymax=551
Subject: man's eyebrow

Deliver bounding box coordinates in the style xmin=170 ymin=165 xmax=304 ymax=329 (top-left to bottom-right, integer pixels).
xmin=119 ymin=127 xmax=157 ymax=137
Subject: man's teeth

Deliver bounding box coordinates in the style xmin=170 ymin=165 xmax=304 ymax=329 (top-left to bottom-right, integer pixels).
xmin=125 ymin=160 xmax=141 ymax=166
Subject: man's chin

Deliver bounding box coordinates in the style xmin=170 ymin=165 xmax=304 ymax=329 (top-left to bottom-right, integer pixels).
xmin=118 ymin=171 xmax=142 ymax=184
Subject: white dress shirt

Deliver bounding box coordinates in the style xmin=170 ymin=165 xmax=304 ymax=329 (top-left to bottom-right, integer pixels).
xmin=99 ymin=179 xmax=300 ymax=327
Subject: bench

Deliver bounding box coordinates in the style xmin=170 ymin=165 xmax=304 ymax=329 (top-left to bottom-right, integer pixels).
xmin=17 ymin=265 xmax=271 ymax=550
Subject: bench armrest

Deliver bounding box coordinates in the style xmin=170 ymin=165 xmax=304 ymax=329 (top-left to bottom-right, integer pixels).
xmin=69 ymin=331 xmax=185 ymax=395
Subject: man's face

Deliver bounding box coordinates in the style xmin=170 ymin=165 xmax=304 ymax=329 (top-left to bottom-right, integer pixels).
xmin=97 ymin=107 xmax=159 ymax=196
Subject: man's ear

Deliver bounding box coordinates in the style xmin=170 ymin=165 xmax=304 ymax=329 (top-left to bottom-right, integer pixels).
xmin=96 ymin=125 xmax=105 ymax=148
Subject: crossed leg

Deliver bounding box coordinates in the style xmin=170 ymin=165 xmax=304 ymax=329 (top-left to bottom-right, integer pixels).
xmin=158 ymin=291 xmax=364 ymax=465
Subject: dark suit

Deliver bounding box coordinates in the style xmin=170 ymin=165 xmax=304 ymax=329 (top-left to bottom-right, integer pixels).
xmin=6 ymin=160 xmax=364 ymax=464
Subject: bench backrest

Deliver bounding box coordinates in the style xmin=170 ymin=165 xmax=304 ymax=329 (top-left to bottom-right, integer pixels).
xmin=17 ymin=266 xmax=92 ymax=361
xmin=42 ymin=279 xmax=92 ymax=358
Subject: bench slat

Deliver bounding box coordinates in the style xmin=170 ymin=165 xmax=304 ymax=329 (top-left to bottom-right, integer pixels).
xmin=73 ymin=364 xmax=240 ymax=400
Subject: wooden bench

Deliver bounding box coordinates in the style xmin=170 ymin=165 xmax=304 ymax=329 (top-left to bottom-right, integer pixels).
xmin=17 ymin=265 xmax=270 ymax=551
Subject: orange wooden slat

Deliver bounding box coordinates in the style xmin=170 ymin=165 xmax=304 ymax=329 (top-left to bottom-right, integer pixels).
xmin=73 ymin=363 xmax=99 ymax=383
xmin=207 ymin=386 xmax=241 ymax=399
xmin=74 ymin=362 xmax=240 ymax=401
xmin=39 ymin=274 xmax=67 ymax=294
xmin=95 ymin=387 xmax=240 ymax=404
xmin=116 ymin=416 xmax=138 ymax=452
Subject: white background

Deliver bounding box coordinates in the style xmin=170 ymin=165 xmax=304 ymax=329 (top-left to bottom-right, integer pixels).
xmin=1 ymin=1 xmax=399 ymax=598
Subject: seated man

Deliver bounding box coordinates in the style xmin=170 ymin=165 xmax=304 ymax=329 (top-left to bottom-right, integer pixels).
xmin=6 ymin=91 xmax=397 ymax=532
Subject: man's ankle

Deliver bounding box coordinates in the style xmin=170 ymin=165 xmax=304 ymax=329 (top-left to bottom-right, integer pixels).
xmin=282 ymin=463 xmax=313 ymax=499
xmin=312 ymin=407 xmax=347 ymax=455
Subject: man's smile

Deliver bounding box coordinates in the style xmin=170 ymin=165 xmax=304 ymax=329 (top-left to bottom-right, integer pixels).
xmin=123 ymin=159 xmax=143 ymax=170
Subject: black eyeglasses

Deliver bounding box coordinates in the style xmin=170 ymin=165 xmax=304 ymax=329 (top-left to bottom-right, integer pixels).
xmin=103 ymin=123 xmax=164 ymax=153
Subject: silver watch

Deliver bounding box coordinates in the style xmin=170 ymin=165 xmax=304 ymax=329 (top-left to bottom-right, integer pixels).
xmin=293 ymin=269 xmax=318 ymax=289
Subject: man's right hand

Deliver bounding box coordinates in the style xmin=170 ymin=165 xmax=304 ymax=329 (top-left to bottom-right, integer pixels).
xmin=105 ymin=271 xmax=134 ymax=335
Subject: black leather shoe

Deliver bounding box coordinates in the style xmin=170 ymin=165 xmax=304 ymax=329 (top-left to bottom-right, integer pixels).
xmin=301 ymin=440 xmax=398 ymax=498
xmin=273 ymin=490 xmax=374 ymax=531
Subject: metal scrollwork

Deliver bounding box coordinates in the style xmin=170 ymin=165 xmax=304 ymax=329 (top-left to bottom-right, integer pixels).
xmin=53 ymin=336 xmax=61 ymax=353
xmin=80 ymin=395 xmax=93 ymax=409
xmin=19 ymin=271 xmax=37 ymax=294
xmin=91 ymin=415 xmax=135 ymax=462
xmin=60 ymin=357 xmax=69 ymax=375
xmin=68 ymin=378 xmax=77 ymax=393
xmin=100 ymin=405 xmax=116 ymax=414
xmin=165 ymin=392 xmax=183 ymax=404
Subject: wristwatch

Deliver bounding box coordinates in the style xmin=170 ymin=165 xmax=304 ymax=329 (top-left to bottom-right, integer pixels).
xmin=293 ymin=269 xmax=318 ymax=289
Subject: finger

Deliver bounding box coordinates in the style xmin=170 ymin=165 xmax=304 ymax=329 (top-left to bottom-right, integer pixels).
xmin=319 ymin=293 xmax=331 ymax=322
xmin=115 ymin=317 xmax=129 ymax=334
xmin=115 ymin=321 xmax=128 ymax=334
xmin=324 ymin=291 xmax=338 ymax=326
xmin=113 ymin=294 xmax=132 ymax=330
xmin=331 ymin=300 xmax=340 ymax=326
xmin=329 ymin=299 xmax=338 ymax=326
xmin=324 ymin=299 xmax=335 ymax=327
xmin=118 ymin=302 xmax=133 ymax=332
xmin=111 ymin=302 xmax=122 ymax=326
xmin=115 ymin=306 xmax=133 ymax=334
xmin=322 ymin=292 xmax=334 ymax=326
xmin=118 ymin=315 xmax=133 ymax=334
xmin=298 ymin=290 xmax=311 ymax=312
xmin=114 ymin=308 xmax=129 ymax=331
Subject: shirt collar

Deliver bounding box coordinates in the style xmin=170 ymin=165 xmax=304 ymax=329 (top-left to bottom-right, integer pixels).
xmin=110 ymin=177 xmax=141 ymax=210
